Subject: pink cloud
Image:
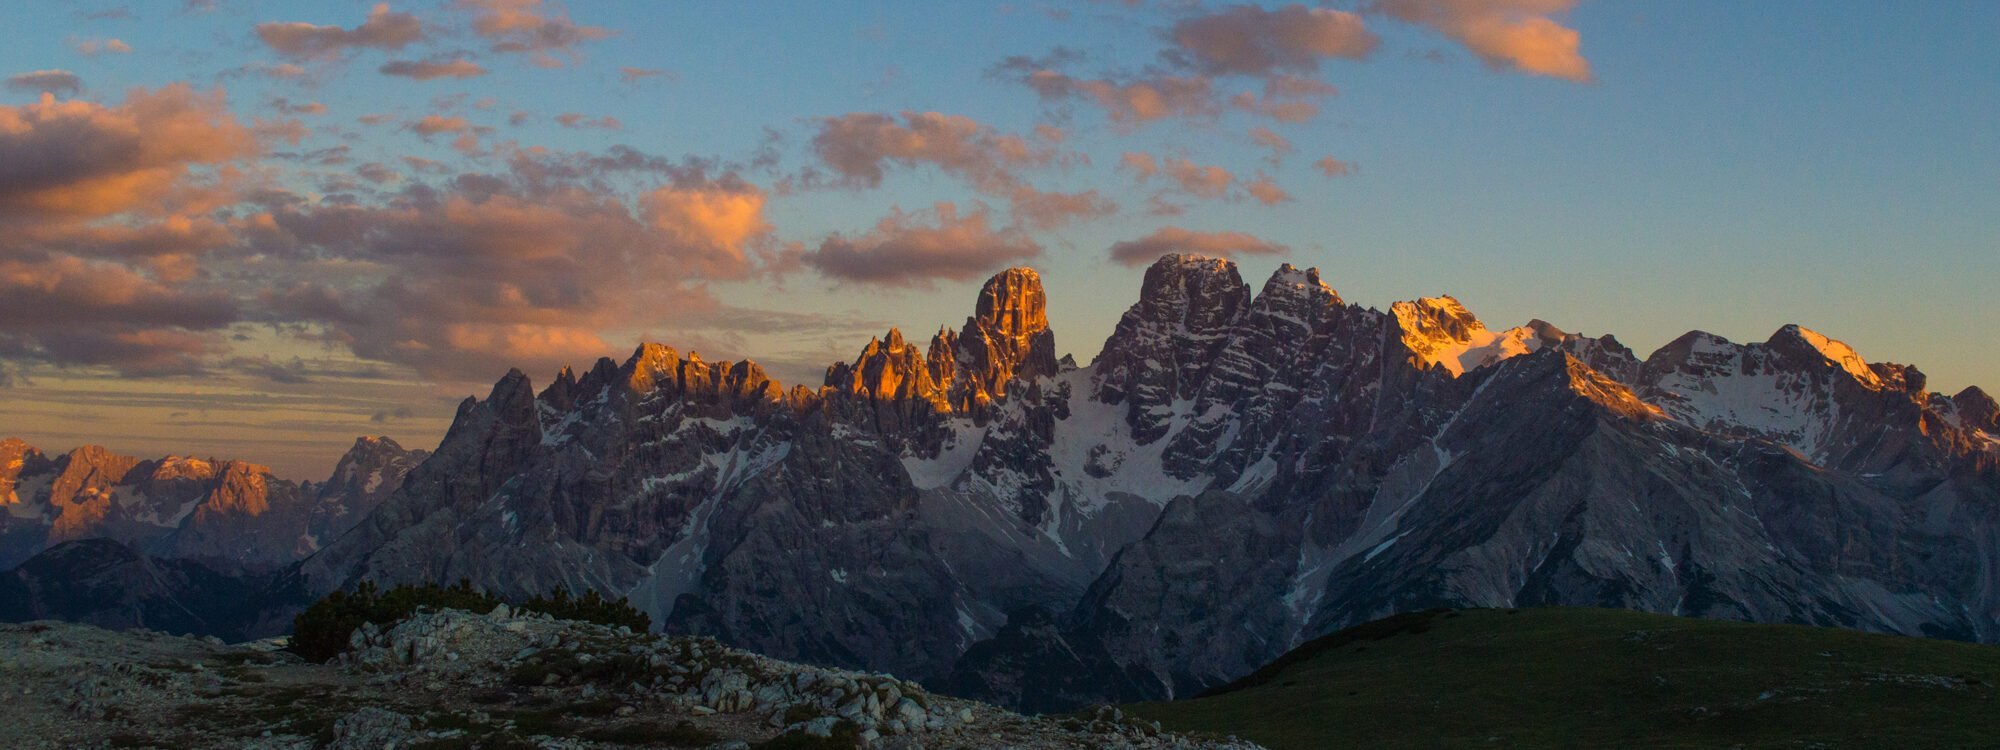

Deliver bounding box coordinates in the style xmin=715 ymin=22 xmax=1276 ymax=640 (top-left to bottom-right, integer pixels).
xmin=1371 ymin=0 xmax=1592 ymax=82
xmin=1313 ymin=155 xmax=1355 ymax=177
xmin=454 ymin=0 xmax=611 ymax=68
xmin=256 ymin=3 xmax=425 ymax=61
xmin=800 ymin=203 xmax=1040 ymax=287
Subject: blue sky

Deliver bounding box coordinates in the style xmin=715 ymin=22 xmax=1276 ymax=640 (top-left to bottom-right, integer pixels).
xmin=0 ymin=1 xmax=1994 ymax=476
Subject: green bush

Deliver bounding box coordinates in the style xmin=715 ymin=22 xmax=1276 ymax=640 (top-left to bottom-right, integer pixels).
xmin=521 ymin=588 xmax=652 ymax=633
xmin=289 ymin=580 xmax=651 ymax=663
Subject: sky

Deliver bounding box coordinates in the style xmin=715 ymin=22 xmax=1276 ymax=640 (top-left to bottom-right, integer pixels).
xmin=0 ymin=1 xmax=1995 ymax=478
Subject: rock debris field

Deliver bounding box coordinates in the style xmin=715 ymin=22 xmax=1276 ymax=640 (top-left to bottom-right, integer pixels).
xmin=0 ymin=607 xmax=1266 ymax=749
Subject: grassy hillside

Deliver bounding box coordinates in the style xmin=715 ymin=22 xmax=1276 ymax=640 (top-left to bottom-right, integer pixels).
xmin=1123 ymin=608 xmax=2000 ymax=750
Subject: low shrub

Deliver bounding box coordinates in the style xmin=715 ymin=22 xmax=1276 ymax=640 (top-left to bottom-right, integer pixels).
xmin=289 ymin=580 xmax=650 ymax=663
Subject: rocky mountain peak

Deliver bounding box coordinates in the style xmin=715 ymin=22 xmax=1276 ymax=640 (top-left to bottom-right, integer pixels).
xmin=1767 ymin=324 xmax=1884 ymax=390
xmin=485 ymin=368 xmax=538 ymax=426
xmin=146 ymin=456 xmax=219 ymax=482
xmin=539 ymin=365 xmax=580 ymax=411
xmin=971 ymin=268 xmax=1049 ymax=340
xmin=1954 ymin=387 xmax=2000 ymax=432
xmin=1092 ymin=255 xmax=1251 ymax=441
xmin=1 ymin=437 xmax=37 ymax=464
xmin=1391 ymin=295 xmax=1483 ymax=343
xmin=1256 ymin=263 xmax=1341 ymax=308
xmin=620 ymin=342 xmax=681 ymax=394
xmin=1124 ymin=255 xmax=1249 ymax=334
xmin=955 ymin=267 xmax=1059 ymax=410
xmin=1388 ymin=295 xmax=1551 ymax=378
xmin=0 ymin=438 xmax=48 ymax=505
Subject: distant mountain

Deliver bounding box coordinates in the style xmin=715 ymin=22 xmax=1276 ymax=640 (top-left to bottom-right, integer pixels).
xmin=0 ymin=538 xmax=261 ymax=641
xmin=0 ymin=436 xmax=425 ymax=572
xmin=254 ymin=254 xmax=1999 ymax=711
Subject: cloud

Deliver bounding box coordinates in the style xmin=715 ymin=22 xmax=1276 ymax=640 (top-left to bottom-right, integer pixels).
xmin=1006 ymin=188 xmax=1115 ymax=231
xmin=1016 ymin=68 xmax=1219 ymax=125
xmin=356 ymin=163 xmax=400 ymax=184
xmin=638 ymin=181 xmax=771 ymax=277
xmin=246 ymin=149 xmax=777 ymax=382
xmin=1119 ymin=152 xmax=1160 ymax=180
xmin=256 ymin=3 xmax=425 ymax=61
xmin=0 ymin=84 xmax=258 ymax=219
xmin=1242 ymin=173 xmax=1292 ymax=205
xmin=812 ymin=111 xmax=1049 ymax=192
xmin=555 ymin=113 xmax=621 ymax=130
xmin=271 ymin=98 xmax=328 ymax=115
xmin=799 ymin=203 xmax=1040 ymax=286
xmin=0 ymin=255 xmax=236 ymax=375
xmin=380 ymin=58 xmax=488 ymax=80
xmin=1122 ymin=152 xmax=1237 ymax=200
xmin=406 ymin=115 xmax=486 ymax=138
xmin=1108 ymin=226 xmax=1290 ymax=267
xmin=72 ymin=38 xmax=132 ymax=56
xmin=1160 ymin=158 xmax=1233 ymax=198
xmin=1313 ymin=155 xmax=1355 ymax=177
xmin=1371 ymin=0 xmax=1591 ymax=82
xmin=808 ymin=111 xmax=1108 ymax=229
xmin=1248 ymin=126 xmax=1294 ymax=165
xmin=619 ymin=67 xmax=674 ymax=84
xmin=1168 ymin=4 xmax=1378 ymax=76
xmin=997 ymin=7 xmax=1361 ymax=127
xmin=5 ymin=70 xmax=83 ymax=97
xmin=454 ymin=0 xmax=611 ymax=68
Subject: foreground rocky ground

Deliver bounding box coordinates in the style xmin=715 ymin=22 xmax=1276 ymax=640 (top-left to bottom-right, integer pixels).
xmin=0 ymin=608 xmax=1265 ymax=750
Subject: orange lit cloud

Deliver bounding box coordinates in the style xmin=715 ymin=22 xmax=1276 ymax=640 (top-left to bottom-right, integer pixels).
xmin=641 ymin=183 xmax=771 ymax=276
xmin=1372 ymin=0 xmax=1591 ymax=82
xmin=454 ymin=0 xmax=611 ymax=68
xmin=0 ymin=85 xmax=257 ymax=218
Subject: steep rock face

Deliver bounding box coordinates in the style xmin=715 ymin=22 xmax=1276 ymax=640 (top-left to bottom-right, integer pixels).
xmin=955 ymin=268 xmax=1059 ymax=411
xmin=226 ymin=253 xmax=2000 ymax=713
xmin=1091 ymin=256 xmax=1250 ymax=444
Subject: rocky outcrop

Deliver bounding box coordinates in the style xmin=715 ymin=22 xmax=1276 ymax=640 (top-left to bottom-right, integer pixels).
xmin=0 ymin=610 xmax=1261 ymax=750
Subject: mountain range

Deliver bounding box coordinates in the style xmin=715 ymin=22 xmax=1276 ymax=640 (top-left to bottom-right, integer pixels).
xmin=5 ymin=254 xmax=1997 ymax=711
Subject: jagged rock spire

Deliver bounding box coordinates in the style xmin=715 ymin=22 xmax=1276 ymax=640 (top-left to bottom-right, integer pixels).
xmin=954 ymin=268 xmax=1059 ymax=410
